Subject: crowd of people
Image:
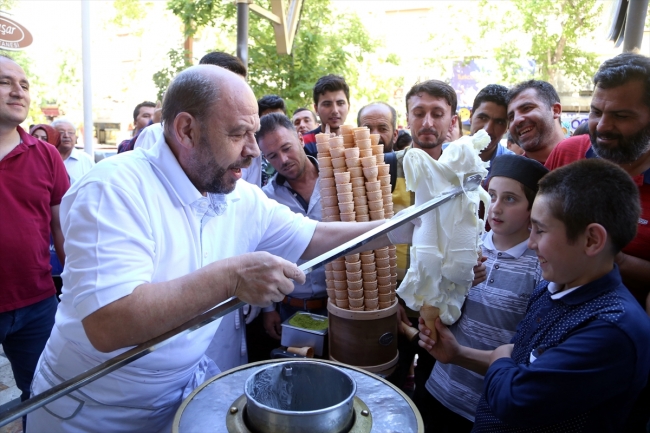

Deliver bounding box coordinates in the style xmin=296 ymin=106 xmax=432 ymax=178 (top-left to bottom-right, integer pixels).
xmin=0 ymin=47 xmax=648 ymax=433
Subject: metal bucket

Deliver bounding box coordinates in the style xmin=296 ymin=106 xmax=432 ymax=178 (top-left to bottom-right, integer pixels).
xmin=244 ymin=361 xmax=356 ymax=433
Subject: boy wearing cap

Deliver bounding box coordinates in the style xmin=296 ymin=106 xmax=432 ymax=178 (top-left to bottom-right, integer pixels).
xmin=424 ymin=159 xmax=650 ymax=432
xmin=418 ymin=154 xmax=549 ymax=432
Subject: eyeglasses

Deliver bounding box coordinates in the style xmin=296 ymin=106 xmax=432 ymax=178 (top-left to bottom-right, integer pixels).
xmin=58 ymin=130 xmax=76 ymax=137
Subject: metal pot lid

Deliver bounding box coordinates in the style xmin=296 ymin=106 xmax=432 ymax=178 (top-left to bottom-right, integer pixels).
xmin=172 ymin=359 xmax=423 ymax=433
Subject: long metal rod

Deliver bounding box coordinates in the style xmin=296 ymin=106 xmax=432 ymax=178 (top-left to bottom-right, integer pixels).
xmin=0 ymin=175 xmax=481 ymax=425
xmin=299 ymin=174 xmax=482 ymax=274
xmin=0 ymin=298 xmax=244 ymax=426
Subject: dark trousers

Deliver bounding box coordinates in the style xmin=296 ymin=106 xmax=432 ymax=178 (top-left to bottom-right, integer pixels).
xmin=0 ymin=296 xmax=58 ymax=401
xmin=418 ymin=386 xmax=474 ymax=433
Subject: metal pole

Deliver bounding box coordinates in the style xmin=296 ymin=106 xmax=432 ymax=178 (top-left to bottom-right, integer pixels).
xmin=81 ymin=0 xmax=93 ymax=158
xmin=236 ymin=0 xmax=249 ymax=68
xmin=623 ymin=0 xmax=649 ymax=52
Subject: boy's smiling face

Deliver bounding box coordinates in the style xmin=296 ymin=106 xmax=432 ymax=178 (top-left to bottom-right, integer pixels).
xmin=528 ymin=195 xmax=591 ymax=289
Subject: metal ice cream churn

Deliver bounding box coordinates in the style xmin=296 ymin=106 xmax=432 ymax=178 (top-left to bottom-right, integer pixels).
xmin=172 ymin=359 xmax=423 ymax=433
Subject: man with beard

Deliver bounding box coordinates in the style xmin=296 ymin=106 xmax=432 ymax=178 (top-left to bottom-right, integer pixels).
xmin=546 ymin=52 xmax=650 ymax=309
xmin=390 ymin=79 xmax=460 ymax=410
xmin=28 ymin=66 xmax=406 ymax=432
xmin=545 ymin=52 xmax=650 ymax=431
xmin=257 ymin=113 xmax=327 ymax=340
xmin=506 ymin=80 xmax=566 ymax=164
xmin=358 ymin=102 xmax=399 ymax=153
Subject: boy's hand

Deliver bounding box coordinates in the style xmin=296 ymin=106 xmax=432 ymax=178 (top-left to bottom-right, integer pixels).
xmin=472 ymin=256 xmax=488 ymax=286
xmin=418 ymin=317 xmax=460 ymax=363
xmin=489 ymin=343 xmax=514 ymax=365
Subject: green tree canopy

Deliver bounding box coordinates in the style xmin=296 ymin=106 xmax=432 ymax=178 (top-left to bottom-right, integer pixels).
xmin=159 ymin=0 xmax=379 ymax=114
xmin=478 ymin=0 xmax=603 ymax=88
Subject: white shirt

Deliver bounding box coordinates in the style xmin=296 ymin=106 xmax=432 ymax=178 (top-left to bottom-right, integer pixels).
xmin=241 ymin=154 xmax=263 ymax=187
xmin=63 ymin=147 xmax=94 ymax=184
xmin=40 ymin=135 xmax=317 ymax=412
xmin=134 ymin=123 xmax=164 ymax=150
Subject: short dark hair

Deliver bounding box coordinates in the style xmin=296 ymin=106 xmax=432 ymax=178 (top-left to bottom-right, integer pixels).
xmin=472 ymin=84 xmax=508 ymax=113
xmin=394 ymin=130 xmax=412 ymax=151
xmin=405 ymin=80 xmax=457 ymax=115
xmin=258 ymin=95 xmax=286 ymax=116
xmin=133 ymin=101 xmax=156 ymax=123
xmin=199 ymin=51 xmax=247 ymax=78
xmin=257 ymin=112 xmax=296 ymax=142
xmin=293 ymin=107 xmax=317 ymax=122
xmin=593 ymin=52 xmax=650 ymax=109
xmin=162 ymin=68 xmax=219 ymax=136
xmin=313 ymin=74 xmax=350 ymax=106
xmin=505 ymin=80 xmax=560 ymax=109
xmin=537 ymin=158 xmax=639 ymax=254
xmin=357 ymin=102 xmax=397 ymax=132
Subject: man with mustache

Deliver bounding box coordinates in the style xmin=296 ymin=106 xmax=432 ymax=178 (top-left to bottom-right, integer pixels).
xmin=506 ymin=80 xmax=566 ymax=164
xmin=301 ymin=74 xmax=350 ymax=158
xmin=390 ymin=79 xmax=461 ymax=409
xmin=545 ymin=52 xmax=650 ymax=311
xmin=545 ymin=52 xmax=650 ymax=432
xmin=28 ymin=65 xmax=405 ymax=433
xmin=358 ymin=102 xmax=399 ymax=153
xmin=257 ymin=113 xmax=327 ymax=340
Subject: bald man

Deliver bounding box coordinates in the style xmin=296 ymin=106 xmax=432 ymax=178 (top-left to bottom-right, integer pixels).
xmin=28 ymin=65 xmax=402 ymax=432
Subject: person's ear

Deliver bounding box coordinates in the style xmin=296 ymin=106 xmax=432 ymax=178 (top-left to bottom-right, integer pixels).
xmin=552 ymin=103 xmax=562 ymax=120
xmin=172 ymin=112 xmax=198 ymax=150
xmin=584 ymin=223 xmax=608 ymax=256
xmin=448 ymin=114 xmax=458 ymax=135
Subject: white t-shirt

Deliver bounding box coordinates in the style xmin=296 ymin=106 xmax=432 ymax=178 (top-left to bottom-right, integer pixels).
xmin=41 ymin=134 xmax=318 ymax=409
xmin=63 ymin=147 xmax=94 ymax=184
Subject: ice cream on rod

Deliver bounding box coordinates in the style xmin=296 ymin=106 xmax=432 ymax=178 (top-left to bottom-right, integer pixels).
xmin=397 ymin=130 xmax=491 ymax=331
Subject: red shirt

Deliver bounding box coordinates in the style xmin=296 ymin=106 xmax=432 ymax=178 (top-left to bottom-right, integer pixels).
xmin=546 ymin=134 xmax=650 ymax=303
xmin=0 ymin=126 xmax=69 ymax=312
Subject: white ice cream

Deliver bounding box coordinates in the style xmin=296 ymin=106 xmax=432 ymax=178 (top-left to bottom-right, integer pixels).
xmin=397 ymin=130 xmax=491 ymax=325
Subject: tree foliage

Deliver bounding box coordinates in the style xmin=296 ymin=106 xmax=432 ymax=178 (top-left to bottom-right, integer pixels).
xmin=478 ymin=0 xmax=602 ymax=88
xmin=159 ymin=0 xmax=378 ymax=114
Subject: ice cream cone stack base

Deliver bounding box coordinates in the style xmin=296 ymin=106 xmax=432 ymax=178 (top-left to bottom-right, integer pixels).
xmin=420 ymin=304 xmax=440 ymax=341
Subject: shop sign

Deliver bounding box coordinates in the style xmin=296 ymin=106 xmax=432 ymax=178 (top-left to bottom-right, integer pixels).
xmin=0 ymin=16 xmax=33 ymax=50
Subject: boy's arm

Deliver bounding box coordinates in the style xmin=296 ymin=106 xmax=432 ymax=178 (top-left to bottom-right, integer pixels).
xmin=418 ymin=317 xmax=494 ymax=376
xmin=482 ymin=321 xmax=637 ymax=427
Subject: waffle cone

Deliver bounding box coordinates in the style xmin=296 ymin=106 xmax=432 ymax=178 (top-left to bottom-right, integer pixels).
xmin=420 ymin=304 xmax=440 ymax=341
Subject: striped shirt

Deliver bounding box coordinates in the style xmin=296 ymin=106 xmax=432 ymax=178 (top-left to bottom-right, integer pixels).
xmin=426 ymin=231 xmax=543 ymax=421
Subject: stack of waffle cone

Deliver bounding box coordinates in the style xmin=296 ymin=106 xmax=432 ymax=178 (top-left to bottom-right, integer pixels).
xmin=322 ymin=127 xmax=397 ymax=311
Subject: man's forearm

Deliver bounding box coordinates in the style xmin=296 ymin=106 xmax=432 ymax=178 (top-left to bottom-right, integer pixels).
xmin=82 ymin=259 xmax=234 ymax=353
xmin=301 ymin=220 xmax=389 ymax=260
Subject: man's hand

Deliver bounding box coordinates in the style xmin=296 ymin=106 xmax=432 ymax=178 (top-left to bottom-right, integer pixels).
xmin=387 ymin=208 xmax=422 ymax=245
xmin=228 ymin=252 xmax=303 ymax=307
xmin=489 ymin=344 xmax=514 ymax=365
xmin=472 ymin=256 xmax=488 ymax=286
xmin=263 ymin=310 xmax=283 ymax=340
xmin=153 ymin=100 xmax=162 ymax=124
xmin=417 ymin=317 xmax=461 ymax=364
